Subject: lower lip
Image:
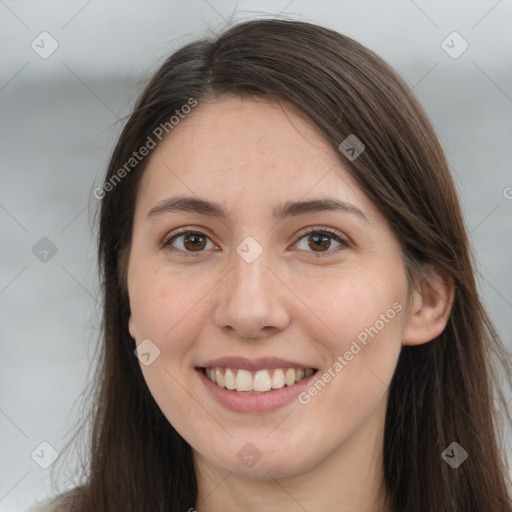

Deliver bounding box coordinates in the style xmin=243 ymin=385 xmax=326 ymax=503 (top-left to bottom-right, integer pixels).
xmin=197 ymin=368 xmax=316 ymax=413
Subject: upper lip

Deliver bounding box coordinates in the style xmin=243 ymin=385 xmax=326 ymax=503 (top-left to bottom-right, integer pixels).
xmin=199 ymin=357 xmax=317 ymax=371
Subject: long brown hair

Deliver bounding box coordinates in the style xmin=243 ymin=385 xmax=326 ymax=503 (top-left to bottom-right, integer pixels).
xmin=55 ymin=18 xmax=512 ymax=511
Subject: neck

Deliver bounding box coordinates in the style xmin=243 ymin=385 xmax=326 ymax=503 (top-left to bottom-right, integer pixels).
xmin=194 ymin=397 xmax=393 ymax=512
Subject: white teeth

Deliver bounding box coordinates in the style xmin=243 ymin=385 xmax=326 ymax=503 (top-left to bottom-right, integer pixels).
xmin=235 ymin=369 xmax=253 ymax=392
xmin=285 ymin=368 xmax=296 ymax=386
xmin=271 ymin=368 xmax=285 ymax=389
xmin=224 ymin=368 xmax=236 ymax=390
xmin=204 ymin=366 xmax=314 ymax=393
xmin=253 ymin=370 xmax=272 ymax=392
xmin=215 ymin=367 xmax=225 ymax=387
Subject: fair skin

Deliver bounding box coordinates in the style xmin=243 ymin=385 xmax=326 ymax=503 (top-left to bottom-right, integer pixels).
xmin=127 ymin=95 xmax=453 ymax=512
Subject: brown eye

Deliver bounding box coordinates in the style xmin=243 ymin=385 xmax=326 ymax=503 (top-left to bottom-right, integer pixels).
xmin=307 ymin=233 xmax=332 ymax=252
xmin=294 ymin=228 xmax=347 ymax=256
xmin=163 ymin=231 xmax=216 ymax=255
xmin=183 ymin=233 xmax=207 ymax=251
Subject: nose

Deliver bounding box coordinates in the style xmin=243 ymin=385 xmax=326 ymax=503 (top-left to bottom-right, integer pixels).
xmin=212 ymin=251 xmax=291 ymax=339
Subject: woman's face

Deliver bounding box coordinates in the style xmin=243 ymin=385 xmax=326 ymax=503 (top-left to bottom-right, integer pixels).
xmin=127 ymin=95 xmax=411 ymax=479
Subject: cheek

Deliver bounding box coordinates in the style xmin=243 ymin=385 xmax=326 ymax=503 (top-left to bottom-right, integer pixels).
xmin=293 ymin=269 xmax=405 ymax=350
xmin=129 ymin=263 xmax=212 ymax=343
xmin=293 ymin=271 xmax=405 ymax=409
xmin=129 ymin=266 xmax=212 ymax=426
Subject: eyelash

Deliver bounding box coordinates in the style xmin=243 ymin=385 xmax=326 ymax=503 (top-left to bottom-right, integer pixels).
xmin=161 ymin=226 xmax=349 ymax=258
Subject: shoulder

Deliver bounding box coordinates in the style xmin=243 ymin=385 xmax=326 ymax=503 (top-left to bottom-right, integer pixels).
xmin=25 ymin=489 xmax=78 ymax=512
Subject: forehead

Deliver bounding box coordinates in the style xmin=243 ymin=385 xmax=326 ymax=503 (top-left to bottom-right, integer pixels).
xmin=135 ymin=95 xmax=372 ymax=219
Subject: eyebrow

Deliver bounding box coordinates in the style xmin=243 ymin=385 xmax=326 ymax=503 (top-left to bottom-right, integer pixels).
xmin=146 ymin=195 xmax=368 ymax=223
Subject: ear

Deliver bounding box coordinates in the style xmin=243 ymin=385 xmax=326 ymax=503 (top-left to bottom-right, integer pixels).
xmin=128 ymin=313 xmax=138 ymax=341
xmin=403 ymin=265 xmax=454 ymax=346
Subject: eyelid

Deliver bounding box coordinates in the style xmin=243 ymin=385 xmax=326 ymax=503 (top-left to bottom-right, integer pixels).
xmin=290 ymin=226 xmax=350 ymax=257
xmin=161 ymin=226 xmax=219 ymax=256
xmin=293 ymin=225 xmax=348 ymax=243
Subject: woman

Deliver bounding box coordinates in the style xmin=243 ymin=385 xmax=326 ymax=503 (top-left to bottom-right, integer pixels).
xmin=29 ymin=18 xmax=512 ymax=512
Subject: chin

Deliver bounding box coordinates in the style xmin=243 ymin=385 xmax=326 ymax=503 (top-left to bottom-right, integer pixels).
xmin=194 ymin=433 xmax=327 ymax=480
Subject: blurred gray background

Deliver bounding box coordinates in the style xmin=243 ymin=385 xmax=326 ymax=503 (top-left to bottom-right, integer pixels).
xmin=1 ymin=1 xmax=511 ymax=510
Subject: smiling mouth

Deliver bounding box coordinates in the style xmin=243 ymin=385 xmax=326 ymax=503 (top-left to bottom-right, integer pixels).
xmin=201 ymin=367 xmax=317 ymax=393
